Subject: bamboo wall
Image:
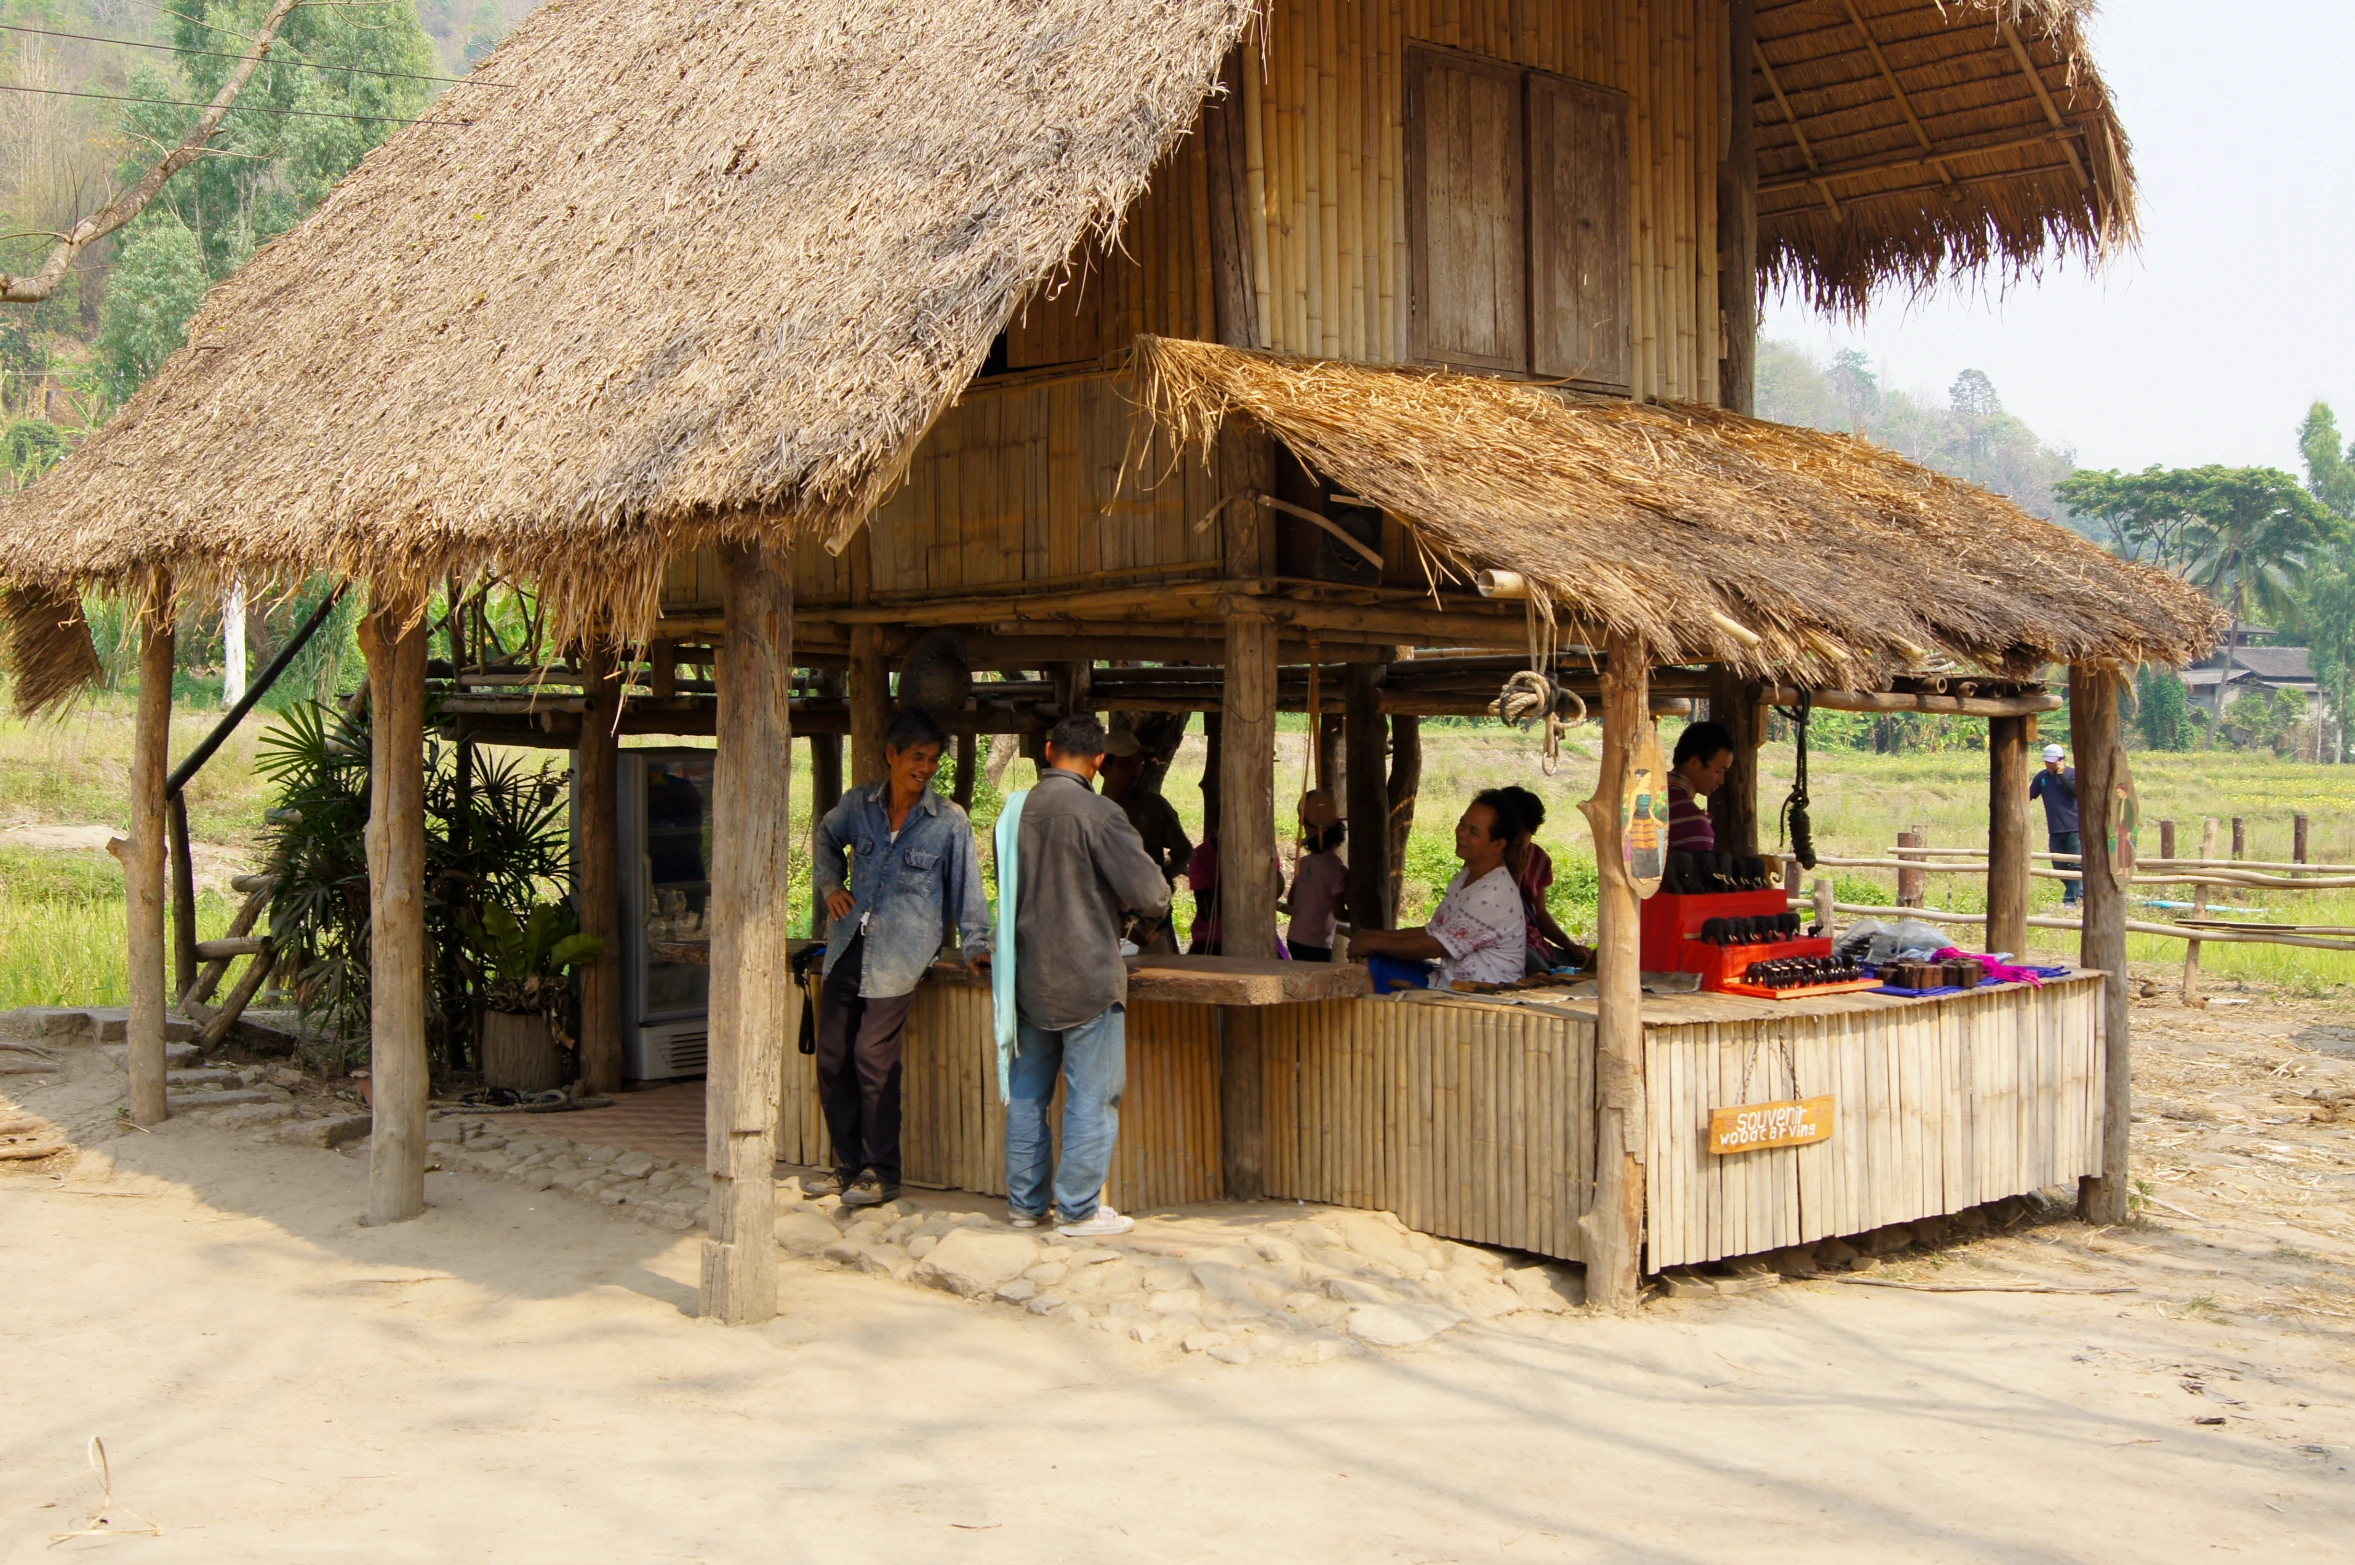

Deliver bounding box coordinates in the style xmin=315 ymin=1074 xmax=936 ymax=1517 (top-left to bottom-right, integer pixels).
xmin=1643 ymin=976 xmax=2108 ymax=1270
xmin=1243 ymin=0 xmax=1723 ymax=402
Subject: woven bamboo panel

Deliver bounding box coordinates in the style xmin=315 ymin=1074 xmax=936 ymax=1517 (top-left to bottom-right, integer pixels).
xmin=1642 ymin=975 xmax=2107 ymax=1269
xmin=658 ymin=542 xmax=852 ymax=614
xmin=777 ymin=986 xmax=1222 ymax=1212
xmin=1256 ymin=997 xmax=1595 ymax=1262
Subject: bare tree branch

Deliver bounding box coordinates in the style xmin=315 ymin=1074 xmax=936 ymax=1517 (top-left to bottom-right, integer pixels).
xmin=1 ymin=0 xmax=302 ymax=305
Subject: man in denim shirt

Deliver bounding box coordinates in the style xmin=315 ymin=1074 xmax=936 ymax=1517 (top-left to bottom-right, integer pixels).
xmin=810 ymin=709 xmax=991 ymax=1206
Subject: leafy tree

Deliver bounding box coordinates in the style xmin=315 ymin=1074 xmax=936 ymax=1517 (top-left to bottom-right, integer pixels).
xmin=93 ymin=213 xmax=207 ymax=405
xmin=2300 ymin=401 xmax=2355 ymax=520
xmin=2 ymin=416 xmax=70 ymax=490
xmin=2134 ymin=666 xmax=2192 ymax=751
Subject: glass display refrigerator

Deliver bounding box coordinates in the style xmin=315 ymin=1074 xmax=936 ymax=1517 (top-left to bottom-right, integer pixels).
xmin=605 ymin=747 xmax=716 ymax=1081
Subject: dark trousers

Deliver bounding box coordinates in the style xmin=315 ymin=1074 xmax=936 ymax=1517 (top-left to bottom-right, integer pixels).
xmin=1288 ymin=942 xmax=1332 ymax=963
xmin=815 ymin=935 xmax=919 ymax=1182
xmin=2051 ymin=829 xmax=2083 ymax=906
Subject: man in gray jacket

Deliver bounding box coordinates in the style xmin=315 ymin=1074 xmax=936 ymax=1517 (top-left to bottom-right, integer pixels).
xmin=1005 ymin=714 xmax=1173 ymax=1237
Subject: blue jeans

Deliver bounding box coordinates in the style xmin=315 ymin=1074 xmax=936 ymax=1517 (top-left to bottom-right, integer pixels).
xmin=2051 ymin=830 xmax=2083 ymax=905
xmin=1006 ymin=1004 xmax=1126 ymax=1221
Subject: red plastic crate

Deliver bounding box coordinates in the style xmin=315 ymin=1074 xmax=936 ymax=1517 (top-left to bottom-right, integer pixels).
xmin=1638 ymin=888 xmax=1792 ymax=972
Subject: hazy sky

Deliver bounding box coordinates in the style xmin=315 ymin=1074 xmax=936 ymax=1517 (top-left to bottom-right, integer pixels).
xmin=1763 ymin=1 xmax=2353 ymax=476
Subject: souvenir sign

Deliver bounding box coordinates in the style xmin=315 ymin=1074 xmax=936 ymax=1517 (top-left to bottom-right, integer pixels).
xmin=1708 ymin=1094 xmax=1836 ymax=1155
xmin=1623 ymin=719 xmax=1669 ymax=899
xmin=2110 ymin=749 xmax=2139 ymax=889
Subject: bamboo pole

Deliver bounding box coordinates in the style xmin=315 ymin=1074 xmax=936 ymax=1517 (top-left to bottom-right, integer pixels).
xmin=361 ymin=597 xmax=429 ymax=1225
xmin=2071 ymin=665 xmax=2131 ymax=1226
xmin=575 ymin=639 xmax=624 ymax=1095
xmin=1577 ymin=631 xmax=1646 ymax=1308
xmin=702 ymin=539 xmax=794 ymax=1325
xmin=124 ymin=579 xmax=174 ymax=1127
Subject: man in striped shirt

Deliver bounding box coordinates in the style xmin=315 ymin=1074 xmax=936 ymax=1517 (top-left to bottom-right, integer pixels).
xmin=1666 ymin=720 xmax=1737 ymax=855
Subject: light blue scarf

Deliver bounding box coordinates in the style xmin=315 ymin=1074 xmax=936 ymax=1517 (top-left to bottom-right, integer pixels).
xmin=991 ymin=789 xmax=1029 ymax=1105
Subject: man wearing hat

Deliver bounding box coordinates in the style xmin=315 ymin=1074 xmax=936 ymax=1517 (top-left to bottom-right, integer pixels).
xmin=1098 ymin=727 xmax=1192 ymax=953
xmin=2030 ymin=742 xmax=2082 ymax=908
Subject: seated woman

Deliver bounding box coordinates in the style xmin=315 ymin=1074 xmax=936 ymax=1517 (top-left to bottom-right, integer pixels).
xmin=1666 ymin=720 xmax=1737 ymax=855
xmin=1491 ymin=785 xmax=1591 ymax=974
xmin=1347 ymin=790 xmax=1525 ymax=992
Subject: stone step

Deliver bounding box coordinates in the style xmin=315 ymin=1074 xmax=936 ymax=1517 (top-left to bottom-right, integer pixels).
xmin=167 ymin=1068 xmax=243 ymax=1089
xmin=101 ymin=1041 xmax=202 ymax=1068
xmin=165 ymin=1088 xmax=275 ymax=1112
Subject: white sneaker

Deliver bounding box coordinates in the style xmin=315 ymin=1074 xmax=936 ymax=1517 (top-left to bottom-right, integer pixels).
xmin=1008 ymin=1209 xmax=1044 ymax=1229
xmin=1056 ymin=1205 xmax=1134 ymax=1238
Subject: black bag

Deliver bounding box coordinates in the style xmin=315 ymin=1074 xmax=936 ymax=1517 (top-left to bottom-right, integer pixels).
xmin=791 ymin=943 xmax=827 ymax=1055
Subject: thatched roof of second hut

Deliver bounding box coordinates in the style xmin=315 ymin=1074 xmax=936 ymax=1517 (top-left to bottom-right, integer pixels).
xmin=0 ymin=0 xmax=1256 ymax=621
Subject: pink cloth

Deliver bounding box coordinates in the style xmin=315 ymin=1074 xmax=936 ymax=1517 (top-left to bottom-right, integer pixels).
xmin=1934 ymin=946 xmax=2043 ymax=987
xmin=1287 ymin=850 xmax=1346 ymax=948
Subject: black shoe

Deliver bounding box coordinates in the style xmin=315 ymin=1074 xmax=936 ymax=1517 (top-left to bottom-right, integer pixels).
xmin=804 ymin=1168 xmax=848 ymax=1199
xmin=841 ymin=1168 xmax=898 ymax=1207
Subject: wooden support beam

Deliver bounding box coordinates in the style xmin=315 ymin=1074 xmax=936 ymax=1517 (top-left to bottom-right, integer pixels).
xmin=1218 ymin=1005 xmax=1264 ymax=1200
xmin=167 ymin=791 xmax=198 ymax=1013
xmin=125 ymin=579 xmax=173 ymax=1128
xmin=1986 ymin=714 xmax=2033 ymax=956
xmin=849 ymin=623 xmax=891 ymax=787
xmin=360 ymin=597 xmax=429 ymax=1225
xmin=1203 ymin=45 xmax=1260 ymax=352
xmin=1717 ymin=0 xmax=1757 ymax=414
xmin=1578 ymin=633 xmax=1647 ymax=1308
xmin=952 ymin=730 xmax=978 ymax=812
xmin=1343 ymin=662 xmax=1391 ymax=930
xmin=1706 ymin=666 xmax=1760 ymax=854
xmin=1762 ymin=684 xmax=2057 ymax=717
xmin=808 ymin=670 xmax=846 ymax=936
xmin=1220 ymin=607 xmax=1279 ymax=959
xmin=575 ymin=639 xmax=624 ymax=1096
xmin=1385 ymin=715 xmax=1421 ymax=926
xmin=2071 ymin=665 xmax=2131 ymax=1225
xmin=702 ymin=540 xmax=793 ymax=1325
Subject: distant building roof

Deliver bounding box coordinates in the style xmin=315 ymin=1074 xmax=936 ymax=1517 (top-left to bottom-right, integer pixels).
xmin=2189 ymin=645 xmax=2312 ymax=682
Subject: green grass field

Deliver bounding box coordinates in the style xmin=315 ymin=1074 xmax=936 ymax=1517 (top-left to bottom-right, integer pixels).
xmin=9 ymin=698 xmax=2355 ymax=1008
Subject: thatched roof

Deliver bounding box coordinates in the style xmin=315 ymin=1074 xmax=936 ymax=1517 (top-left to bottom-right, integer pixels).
xmin=1130 ymin=336 xmax=2221 ymax=681
xmin=1757 ymin=1 xmax=2134 ymax=311
xmin=0 ymin=0 xmax=1257 ymax=624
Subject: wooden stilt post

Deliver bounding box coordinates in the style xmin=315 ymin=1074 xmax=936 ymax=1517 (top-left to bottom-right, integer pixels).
xmin=1896 ymin=829 xmax=1926 ymax=906
xmin=1987 ymin=714 xmax=2032 ymax=957
xmin=124 ymin=577 xmax=174 ymax=1127
xmin=1343 ymin=661 xmax=1390 ymax=930
xmin=575 ymin=638 xmax=624 ymax=1095
xmin=849 ymin=624 xmax=891 ymax=788
xmin=952 ymin=730 xmax=978 ymax=811
xmin=1578 ymin=633 xmax=1648 ymax=1307
xmin=808 ymin=669 xmax=845 ymax=936
xmin=1385 ymin=715 xmax=1421 ymax=926
xmin=1220 ymin=605 xmax=1279 ymax=959
xmin=167 ymin=792 xmax=198 ymax=1006
xmin=1717 ymin=0 xmax=1758 ymax=415
xmin=360 ymin=597 xmax=429 ymax=1225
xmin=1706 ymin=665 xmax=1759 ymax=854
xmin=702 ymin=539 xmax=794 ymax=1325
xmin=2072 ymin=664 xmax=2132 ymax=1225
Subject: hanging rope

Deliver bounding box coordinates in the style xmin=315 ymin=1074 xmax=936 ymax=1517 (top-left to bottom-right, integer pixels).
xmin=1491 ymin=598 xmax=1587 ymax=774
xmin=1775 ymin=688 xmax=1817 ymax=870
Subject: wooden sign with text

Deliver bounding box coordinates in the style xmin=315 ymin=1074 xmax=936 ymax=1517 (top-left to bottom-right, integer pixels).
xmin=1708 ymin=1094 xmax=1836 ymax=1155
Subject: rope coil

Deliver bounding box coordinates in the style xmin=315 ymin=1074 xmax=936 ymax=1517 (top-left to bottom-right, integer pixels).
xmin=1775 ymin=689 xmax=1817 ymax=870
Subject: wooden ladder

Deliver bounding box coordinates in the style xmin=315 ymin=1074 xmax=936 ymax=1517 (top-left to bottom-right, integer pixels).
xmin=177 ymin=855 xmax=284 ymax=1050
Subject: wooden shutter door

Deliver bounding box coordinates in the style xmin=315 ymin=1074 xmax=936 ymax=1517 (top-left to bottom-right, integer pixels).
xmin=1405 ymin=45 xmax=1527 ymax=372
xmin=1528 ymin=72 xmax=1631 ymax=392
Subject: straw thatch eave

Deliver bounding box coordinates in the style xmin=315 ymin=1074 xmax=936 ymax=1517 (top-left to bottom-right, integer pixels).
xmin=1130 ymin=336 xmax=2221 ymax=682
xmin=0 ymin=0 xmax=1258 ymax=631
xmin=1756 ymin=0 xmax=2134 ymax=312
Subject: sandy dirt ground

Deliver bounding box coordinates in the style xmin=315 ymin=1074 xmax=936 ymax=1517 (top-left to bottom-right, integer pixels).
xmin=4 ymin=983 xmax=2353 ymax=1562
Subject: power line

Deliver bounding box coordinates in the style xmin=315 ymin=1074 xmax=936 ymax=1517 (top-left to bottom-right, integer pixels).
xmin=0 ymin=22 xmax=514 ymax=89
xmin=0 ymin=81 xmax=472 ymax=126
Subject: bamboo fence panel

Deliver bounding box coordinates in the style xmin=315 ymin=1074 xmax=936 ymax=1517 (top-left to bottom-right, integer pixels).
xmin=1642 ymin=976 xmax=2107 ymax=1270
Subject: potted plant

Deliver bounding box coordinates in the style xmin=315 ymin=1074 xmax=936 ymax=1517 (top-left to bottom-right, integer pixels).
xmin=462 ymin=901 xmax=604 ymax=1092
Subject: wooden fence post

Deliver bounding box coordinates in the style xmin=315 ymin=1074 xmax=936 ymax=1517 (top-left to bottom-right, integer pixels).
xmin=1987 ymin=716 xmax=2031 ymax=957
xmin=124 ymin=577 xmax=174 ymax=1127
xmin=2071 ymin=665 xmax=2132 ymax=1225
xmin=1577 ymin=633 xmax=1648 ymax=1308
xmin=2231 ymin=817 xmax=2246 ymax=861
xmin=575 ymin=638 xmax=624 ymax=1095
xmin=2183 ymin=817 xmax=2217 ymax=1004
xmin=2294 ymin=812 xmax=2309 ymax=867
xmin=1896 ymin=829 xmax=1926 ymax=906
xmin=361 ymin=597 xmax=429 ymax=1225
xmin=2158 ymin=819 xmax=2177 ymax=861
xmin=702 ymin=539 xmax=794 ymax=1325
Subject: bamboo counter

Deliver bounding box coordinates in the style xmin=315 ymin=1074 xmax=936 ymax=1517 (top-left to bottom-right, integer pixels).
xmin=770 ymin=961 xmax=2107 ymax=1271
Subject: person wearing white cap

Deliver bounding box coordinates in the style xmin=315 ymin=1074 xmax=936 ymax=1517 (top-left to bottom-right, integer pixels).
xmin=2030 ymin=742 xmax=2082 ymax=907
